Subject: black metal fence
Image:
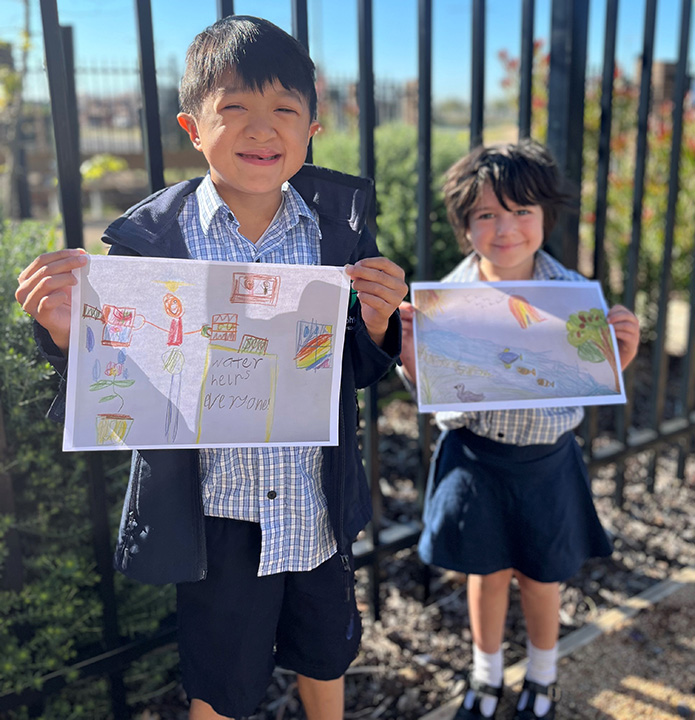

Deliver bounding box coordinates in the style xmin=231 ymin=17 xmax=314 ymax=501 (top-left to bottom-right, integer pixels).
xmin=2 ymin=0 xmax=695 ymax=716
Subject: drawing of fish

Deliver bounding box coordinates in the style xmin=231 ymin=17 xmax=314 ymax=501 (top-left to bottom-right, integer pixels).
xmin=498 ymin=348 xmax=521 ymax=368
xmin=537 ymin=378 xmax=555 ymax=387
xmin=517 ymin=366 xmax=536 ymax=376
xmin=454 ymin=383 xmax=485 ymax=402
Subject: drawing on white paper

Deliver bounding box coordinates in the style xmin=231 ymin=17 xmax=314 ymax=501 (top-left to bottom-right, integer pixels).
xmin=508 ymin=294 xmax=547 ymax=329
xmin=83 ymin=305 xmax=137 ymax=445
xmin=412 ymin=281 xmax=626 ymax=413
xmin=295 ymin=320 xmax=334 ymax=371
xmin=80 ymin=279 xmax=197 ymax=443
xmin=230 ymin=272 xmax=281 ymax=305
xmin=65 ymin=257 xmax=350 ymax=451
xmin=87 ymin=349 xmax=136 ymax=446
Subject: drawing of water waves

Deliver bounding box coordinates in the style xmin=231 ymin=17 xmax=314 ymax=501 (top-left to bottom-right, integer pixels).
xmin=417 ymin=328 xmax=619 ymax=408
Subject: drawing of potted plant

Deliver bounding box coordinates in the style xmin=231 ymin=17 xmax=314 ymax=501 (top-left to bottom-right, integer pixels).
xmin=566 ymin=308 xmax=620 ymax=393
xmin=90 ymin=353 xmax=135 ymax=445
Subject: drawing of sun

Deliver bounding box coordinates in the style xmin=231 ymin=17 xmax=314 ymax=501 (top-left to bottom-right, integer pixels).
xmin=415 ymin=289 xmax=447 ymax=318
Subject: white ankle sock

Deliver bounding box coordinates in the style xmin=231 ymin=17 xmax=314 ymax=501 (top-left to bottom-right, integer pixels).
xmin=517 ymin=640 xmax=558 ymax=717
xmin=463 ymin=644 xmax=503 ymax=717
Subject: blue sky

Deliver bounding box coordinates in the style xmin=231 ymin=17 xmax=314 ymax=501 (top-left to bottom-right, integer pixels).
xmin=3 ymin=0 xmax=694 ymax=102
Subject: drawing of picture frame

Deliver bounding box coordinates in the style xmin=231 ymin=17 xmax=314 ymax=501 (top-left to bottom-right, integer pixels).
xmin=411 ymin=280 xmax=626 ymax=413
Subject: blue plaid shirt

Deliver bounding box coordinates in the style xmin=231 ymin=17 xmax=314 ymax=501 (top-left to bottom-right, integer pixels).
xmin=434 ymin=250 xmax=586 ymax=445
xmin=178 ymin=174 xmax=336 ymax=575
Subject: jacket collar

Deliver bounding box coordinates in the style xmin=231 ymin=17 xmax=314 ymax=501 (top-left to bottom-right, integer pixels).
xmin=101 ymin=165 xmax=375 ymax=264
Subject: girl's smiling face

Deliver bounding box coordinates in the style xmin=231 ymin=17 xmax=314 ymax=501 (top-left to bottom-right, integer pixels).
xmin=466 ymin=181 xmax=545 ymax=281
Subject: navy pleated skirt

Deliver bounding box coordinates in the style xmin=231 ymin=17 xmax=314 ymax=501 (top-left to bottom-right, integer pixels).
xmin=418 ymin=427 xmax=612 ymax=583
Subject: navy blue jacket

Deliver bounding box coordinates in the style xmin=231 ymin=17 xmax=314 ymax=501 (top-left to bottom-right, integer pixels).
xmin=37 ymin=164 xmax=401 ymax=585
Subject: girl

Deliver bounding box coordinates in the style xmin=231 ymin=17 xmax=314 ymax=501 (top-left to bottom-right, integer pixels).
xmin=399 ymin=140 xmax=640 ymax=720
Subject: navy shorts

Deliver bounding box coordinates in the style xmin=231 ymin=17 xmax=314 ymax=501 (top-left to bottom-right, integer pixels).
xmin=418 ymin=428 xmax=612 ymax=583
xmin=176 ymin=517 xmax=361 ymax=719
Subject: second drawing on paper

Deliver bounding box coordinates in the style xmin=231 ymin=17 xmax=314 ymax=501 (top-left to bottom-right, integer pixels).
xmin=412 ymin=281 xmax=624 ymax=412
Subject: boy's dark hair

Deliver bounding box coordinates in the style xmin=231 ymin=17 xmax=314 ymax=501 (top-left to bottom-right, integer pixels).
xmin=179 ymin=16 xmax=317 ymax=119
xmin=443 ymin=139 xmax=573 ymax=251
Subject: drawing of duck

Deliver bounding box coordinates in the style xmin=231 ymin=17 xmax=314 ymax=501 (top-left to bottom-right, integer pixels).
xmin=537 ymin=378 xmax=555 ymax=388
xmin=455 ymin=383 xmax=486 ymax=402
xmin=517 ymin=366 xmax=536 ymax=376
xmin=498 ymin=348 xmax=521 ymax=368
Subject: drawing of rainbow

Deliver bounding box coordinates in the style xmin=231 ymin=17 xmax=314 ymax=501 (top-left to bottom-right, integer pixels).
xmin=508 ymin=295 xmax=546 ymax=329
xmin=295 ymin=333 xmax=333 ymax=370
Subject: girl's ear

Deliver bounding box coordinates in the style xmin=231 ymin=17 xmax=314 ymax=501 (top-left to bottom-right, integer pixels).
xmin=177 ymin=113 xmax=202 ymax=152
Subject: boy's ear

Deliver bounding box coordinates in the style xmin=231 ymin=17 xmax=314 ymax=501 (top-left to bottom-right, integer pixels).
xmin=308 ymin=121 xmax=320 ymax=142
xmin=177 ymin=113 xmax=203 ymax=152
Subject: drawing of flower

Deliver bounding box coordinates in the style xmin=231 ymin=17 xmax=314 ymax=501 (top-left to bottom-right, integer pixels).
xmin=104 ymin=361 xmax=123 ymax=376
xmin=89 ymin=351 xmax=135 ymax=413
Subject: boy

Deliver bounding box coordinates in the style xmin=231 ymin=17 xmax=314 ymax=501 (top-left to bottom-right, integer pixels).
xmin=16 ymin=16 xmax=407 ymax=720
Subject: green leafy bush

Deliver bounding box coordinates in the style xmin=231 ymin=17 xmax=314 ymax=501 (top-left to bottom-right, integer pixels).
xmin=499 ymin=42 xmax=695 ymax=318
xmin=313 ymin=123 xmax=470 ymax=285
xmin=0 ymin=220 xmax=177 ymax=718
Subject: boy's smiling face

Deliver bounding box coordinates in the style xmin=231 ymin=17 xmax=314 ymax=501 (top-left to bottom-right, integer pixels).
xmin=178 ymin=73 xmax=319 ymax=215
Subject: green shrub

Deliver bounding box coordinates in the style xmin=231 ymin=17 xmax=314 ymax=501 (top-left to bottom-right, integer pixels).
xmin=499 ymin=42 xmax=695 ymax=320
xmin=0 ymin=220 xmax=176 ymax=718
xmin=313 ymin=123 xmax=470 ymax=286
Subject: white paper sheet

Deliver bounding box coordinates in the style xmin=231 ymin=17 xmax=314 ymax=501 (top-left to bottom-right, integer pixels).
xmin=411 ymin=280 xmax=627 ymax=412
xmin=64 ymin=256 xmax=350 ymax=450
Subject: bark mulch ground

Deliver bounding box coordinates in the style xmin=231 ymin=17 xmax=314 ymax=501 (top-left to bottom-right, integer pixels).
xmin=140 ymin=384 xmax=695 ymax=720
xmin=249 ymin=398 xmax=695 ymax=720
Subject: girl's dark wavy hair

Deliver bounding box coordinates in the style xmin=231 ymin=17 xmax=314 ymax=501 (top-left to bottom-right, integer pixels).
xmin=443 ymin=139 xmax=574 ymax=252
xmin=179 ymin=15 xmax=317 ymax=119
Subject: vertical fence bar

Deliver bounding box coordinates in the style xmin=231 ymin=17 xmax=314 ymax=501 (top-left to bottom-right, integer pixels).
xmin=593 ymin=0 xmax=618 ymax=288
xmin=40 ymin=4 xmax=128 ymax=716
xmin=682 ymin=143 xmax=695 ymax=433
xmin=40 ymin=0 xmax=83 ymax=249
xmin=292 ymin=0 xmax=310 ymax=50
xmin=648 ymin=0 xmax=691 ymax=430
xmin=358 ymin=0 xmax=375 ymax=181
xmin=613 ymin=0 xmax=657 ymax=501
xmin=135 ymin=0 xmax=165 ymax=193
xmin=357 ymin=0 xmax=381 ymax=620
xmin=415 ymin=0 xmax=433 ymax=600
xmin=0 ymin=400 xmax=23 ymax=592
xmin=292 ymin=0 xmax=313 ymax=163
xmin=416 ymin=0 xmax=432 ymax=286
xmin=86 ymin=452 xmax=129 ymax=719
xmin=565 ymin=0 xmax=588 ymax=211
xmin=217 ymin=0 xmax=234 ymax=18
xmin=546 ymin=0 xmax=588 ymax=270
xmin=518 ymin=0 xmax=535 ymax=139
xmin=60 ymin=27 xmax=80 ymax=169
xmin=470 ymin=0 xmax=485 ymax=149
xmin=546 ymin=0 xmax=571 ymax=266
xmin=583 ymin=0 xmax=618 ymax=461
xmin=621 ymin=0 xmax=656 ymax=336
xmin=682 ymin=255 xmax=695 ymax=418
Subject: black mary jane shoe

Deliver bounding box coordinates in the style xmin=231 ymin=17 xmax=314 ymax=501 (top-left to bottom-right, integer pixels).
xmin=512 ymin=678 xmax=561 ymax=720
xmin=453 ymin=675 xmax=504 ymax=719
